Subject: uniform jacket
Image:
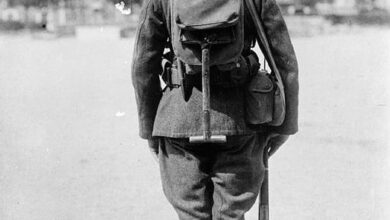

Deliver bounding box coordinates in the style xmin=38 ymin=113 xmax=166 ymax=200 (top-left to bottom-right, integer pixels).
xmin=131 ymin=0 xmax=299 ymax=139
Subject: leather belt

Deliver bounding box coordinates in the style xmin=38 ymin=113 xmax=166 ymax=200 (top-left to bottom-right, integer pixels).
xmin=161 ymin=52 xmax=260 ymax=89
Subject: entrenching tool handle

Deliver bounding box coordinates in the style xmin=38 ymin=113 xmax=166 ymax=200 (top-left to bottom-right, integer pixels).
xmin=188 ymin=44 xmax=226 ymax=144
xmin=189 ymin=135 xmax=226 ymax=143
xmin=259 ymin=151 xmax=269 ymax=220
xmin=202 ymin=46 xmax=211 ymax=140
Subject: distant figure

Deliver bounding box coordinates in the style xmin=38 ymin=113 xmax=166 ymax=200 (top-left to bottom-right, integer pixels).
xmin=41 ymin=8 xmax=47 ymax=29
xmin=131 ymin=0 xmax=299 ymax=219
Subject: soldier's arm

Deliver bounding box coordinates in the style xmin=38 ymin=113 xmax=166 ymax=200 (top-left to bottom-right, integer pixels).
xmin=131 ymin=0 xmax=168 ymax=139
xmin=260 ymin=0 xmax=299 ymax=135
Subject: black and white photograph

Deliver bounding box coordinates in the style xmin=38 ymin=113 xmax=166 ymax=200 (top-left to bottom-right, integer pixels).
xmin=0 ymin=0 xmax=389 ymax=219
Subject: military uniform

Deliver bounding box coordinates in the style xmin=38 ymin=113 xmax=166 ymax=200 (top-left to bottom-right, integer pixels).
xmin=131 ymin=0 xmax=298 ymax=219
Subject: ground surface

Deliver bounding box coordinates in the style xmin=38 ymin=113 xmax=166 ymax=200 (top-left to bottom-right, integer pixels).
xmin=0 ymin=27 xmax=389 ymax=220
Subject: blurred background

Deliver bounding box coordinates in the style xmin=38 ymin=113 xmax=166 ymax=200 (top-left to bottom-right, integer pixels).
xmin=0 ymin=0 xmax=389 ymax=220
xmin=0 ymin=0 xmax=389 ymax=36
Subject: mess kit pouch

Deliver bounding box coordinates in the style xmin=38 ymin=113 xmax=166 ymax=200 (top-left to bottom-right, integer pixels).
xmin=245 ymin=70 xmax=274 ymax=124
xmin=245 ymin=69 xmax=285 ymax=126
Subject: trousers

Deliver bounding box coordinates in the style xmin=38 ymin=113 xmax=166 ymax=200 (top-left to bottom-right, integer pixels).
xmin=158 ymin=133 xmax=268 ymax=220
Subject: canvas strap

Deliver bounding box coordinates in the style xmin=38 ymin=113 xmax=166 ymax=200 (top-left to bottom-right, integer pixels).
xmin=245 ymin=0 xmax=284 ymax=90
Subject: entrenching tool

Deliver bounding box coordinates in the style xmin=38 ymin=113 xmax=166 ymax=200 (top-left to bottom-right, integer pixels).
xmin=189 ymin=40 xmax=227 ymax=144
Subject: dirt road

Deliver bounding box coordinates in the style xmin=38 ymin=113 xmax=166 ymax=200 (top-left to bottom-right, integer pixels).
xmin=0 ymin=27 xmax=389 ymax=219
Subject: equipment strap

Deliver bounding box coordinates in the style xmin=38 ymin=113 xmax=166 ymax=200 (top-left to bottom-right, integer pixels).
xmin=245 ymin=0 xmax=284 ymax=90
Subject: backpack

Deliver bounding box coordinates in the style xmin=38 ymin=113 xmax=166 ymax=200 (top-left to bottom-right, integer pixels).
xmin=170 ymin=0 xmax=246 ymax=101
xmin=169 ymin=0 xmax=247 ymax=142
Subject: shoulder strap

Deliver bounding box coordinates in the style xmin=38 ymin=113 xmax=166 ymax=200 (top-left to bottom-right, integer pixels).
xmin=245 ymin=0 xmax=283 ymax=88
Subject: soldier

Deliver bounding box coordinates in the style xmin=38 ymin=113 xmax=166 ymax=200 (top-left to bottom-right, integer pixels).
xmin=131 ymin=0 xmax=298 ymax=219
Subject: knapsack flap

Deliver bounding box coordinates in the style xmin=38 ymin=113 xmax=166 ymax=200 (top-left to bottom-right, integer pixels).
xmin=175 ymin=0 xmax=240 ymax=30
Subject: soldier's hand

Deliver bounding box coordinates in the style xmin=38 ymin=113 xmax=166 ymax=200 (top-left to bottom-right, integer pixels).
xmin=148 ymin=138 xmax=159 ymax=162
xmin=266 ymin=133 xmax=289 ymax=157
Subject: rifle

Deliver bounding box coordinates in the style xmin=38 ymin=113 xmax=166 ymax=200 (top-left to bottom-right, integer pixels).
xmin=259 ymin=149 xmax=269 ymax=220
xmin=244 ymin=0 xmax=279 ymax=219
